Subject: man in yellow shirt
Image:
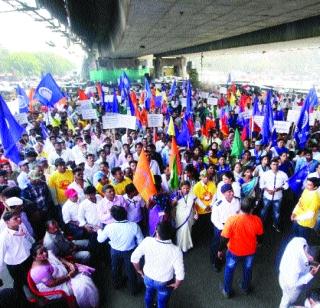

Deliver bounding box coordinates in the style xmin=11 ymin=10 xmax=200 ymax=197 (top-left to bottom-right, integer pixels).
xmin=291 ymin=177 xmax=320 ymax=241
xmin=111 ymin=167 xmax=132 ymax=195
xmin=48 ymin=158 xmax=74 ymax=224
xmin=192 ymin=169 xmax=217 ymax=243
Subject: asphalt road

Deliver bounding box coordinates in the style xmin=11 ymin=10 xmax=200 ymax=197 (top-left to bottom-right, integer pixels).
xmin=1 ymin=223 xmax=320 ymax=308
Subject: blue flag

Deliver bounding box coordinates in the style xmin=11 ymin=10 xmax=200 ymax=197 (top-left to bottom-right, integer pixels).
xmin=34 ymin=73 xmax=65 ymax=107
xmin=144 ymin=78 xmax=152 ymax=111
xmin=288 ymin=165 xmax=309 ymax=196
xmin=177 ymin=119 xmax=194 ymax=148
xmin=252 ymin=95 xmax=260 ymax=116
xmin=261 ymin=90 xmax=274 ymax=145
xmin=40 ymin=121 xmax=49 ymax=140
xmin=0 ymin=95 xmax=24 ymax=164
xmin=186 ymin=80 xmax=192 ymax=117
xmin=227 ymin=73 xmax=232 ymax=85
xmin=169 ymin=80 xmax=176 ymax=97
xmin=16 ymin=85 xmax=29 ymax=113
xmin=112 ymin=90 xmax=119 ymax=113
xmin=294 ymin=88 xmax=316 ymax=149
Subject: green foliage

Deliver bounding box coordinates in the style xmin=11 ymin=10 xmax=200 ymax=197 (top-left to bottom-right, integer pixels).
xmin=188 ymin=68 xmax=200 ymax=88
xmin=0 ymin=47 xmax=74 ymax=77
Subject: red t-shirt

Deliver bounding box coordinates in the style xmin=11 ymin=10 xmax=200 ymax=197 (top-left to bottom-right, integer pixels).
xmin=221 ymin=213 xmax=263 ymax=256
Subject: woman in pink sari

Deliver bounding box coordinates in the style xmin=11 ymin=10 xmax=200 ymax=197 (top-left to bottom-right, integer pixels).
xmin=30 ymin=244 xmax=99 ymax=308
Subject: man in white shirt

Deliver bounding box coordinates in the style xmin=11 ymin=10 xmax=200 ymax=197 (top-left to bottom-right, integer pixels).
xmin=48 ymin=139 xmax=74 ymax=167
xmin=210 ymin=184 xmax=240 ymax=272
xmin=259 ymin=158 xmax=289 ymax=232
xmin=97 ymin=206 xmax=143 ymax=294
xmin=0 ymin=211 xmax=34 ymax=297
xmin=145 ymin=151 xmax=161 ymax=176
xmin=131 ymin=222 xmax=185 ymax=308
xmin=17 ymin=160 xmax=30 ymax=190
xmin=84 ymin=153 xmax=100 ymax=185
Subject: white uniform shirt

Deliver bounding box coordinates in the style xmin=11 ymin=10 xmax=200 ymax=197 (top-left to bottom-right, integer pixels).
xmin=0 ymin=223 xmax=34 ymax=271
xmin=131 ymin=237 xmax=185 ymax=282
xmin=78 ymin=196 xmax=102 ymax=227
xmin=211 ymin=196 xmax=240 ymax=230
xmin=67 ymin=181 xmax=85 ymax=202
xmin=260 ymin=170 xmax=288 ymax=200
xmin=17 ymin=171 xmax=30 ymax=190
xmin=216 ymin=181 xmax=241 ymax=201
xmin=62 ymin=199 xmax=80 ymax=224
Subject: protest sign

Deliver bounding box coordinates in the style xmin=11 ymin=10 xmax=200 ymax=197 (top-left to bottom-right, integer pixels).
xmin=220 ymin=87 xmax=227 ymax=95
xmin=253 ymin=115 xmax=291 ymax=133
xmin=81 ymin=108 xmax=98 ymax=120
xmin=102 ymin=113 xmax=136 ymax=130
xmin=147 ymin=114 xmax=163 ymax=127
xmin=287 ymin=109 xmax=315 ymax=125
xmin=199 ymin=91 xmax=209 ymax=99
xmin=104 ymin=95 xmax=113 ymax=102
xmin=207 ymin=97 xmax=218 ymax=105
xmin=14 ymin=113 xmax=28 ymax=125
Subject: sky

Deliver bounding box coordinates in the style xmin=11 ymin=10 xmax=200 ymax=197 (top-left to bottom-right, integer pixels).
xmin=0 ymin=0 xmax=85 ymax=68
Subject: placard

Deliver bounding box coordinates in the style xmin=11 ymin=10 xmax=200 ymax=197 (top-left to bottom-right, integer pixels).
xmin=199 ymin=91 xmax=209 ymax=99
xmin=78 ymin=100 xmax=92 ymax=109
xmin=207 ymin=97 xmax=218 ymax=105
xmin=253 ymin=115 xmax=264 ymax=128
xmin=102 ymin=114 xmax=136 ymax=130
xmin=147 ymin=114 xmax=164 ymax=127
xmin=274 ymin=121 xmax=291 ymax=133
xmin=14 ymin=113 xmax=28 ymax=125
xmin=220 ymin=87 xmax=227 ymax=95
xmin=81 ymin=108 xmax=98 ymax=120
xmin=104 ymin=95 xmax=113 ymax=102
xmin=286 ymin=110 xmax=300 ymax=124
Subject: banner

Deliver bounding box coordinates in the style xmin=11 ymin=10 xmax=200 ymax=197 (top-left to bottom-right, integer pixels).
xmin=102 ymin=113 xmax=136 ymax=130
xmin=14 ymin=113 xmax=28 ymax=125
xmin=220 ymin=87 xmax=227 ymax=95
xmin=254 ymin=116 xmax=291 ymax=133
xmin=207 ymin=97 xmax=218 ymax=105
xmin=199 ymin=91 xmax=209 ymax=99
xmin=81 ymin=109 xmax=98 ymax=120
xmin=147 ymin=114 xmax=163 ymax=127
xmin=287 ymin=109 xmax=315 ymax=126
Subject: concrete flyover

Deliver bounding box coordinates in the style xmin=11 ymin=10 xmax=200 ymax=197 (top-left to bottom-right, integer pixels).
xmin=35 ymin=0 xmax=320 ymax=71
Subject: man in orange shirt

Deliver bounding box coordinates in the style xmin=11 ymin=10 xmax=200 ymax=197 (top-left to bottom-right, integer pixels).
xmin=218 ymin=198 xmax=263 ymax=298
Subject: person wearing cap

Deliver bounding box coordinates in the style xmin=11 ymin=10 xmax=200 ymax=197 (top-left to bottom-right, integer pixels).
xmin=62 ymin=188 xmax=86 ymax=239
xmin=0 ymin=211 xmax=34 ymax=297
xmin=279 ymin=237 xmax=320 ymax=308
xmin=192 ymin=169 xmax=217 ymax=244
xmin=218 ymin=198 xmax=263 ymax=298
xmin=48 ymin=139 xmax=74 ymax=167
xmin=17 ymin=160 xmax=30 ymax=190
xmin=249 ymin=140 xmax=267 ymax=166
xmin=94 ymin=171 xmax=109 ymax=197
xmin=21 ymin=170 xmax=53 ymax=238
xmin=48 ymin=159 xmax=74 ymax=224
xmin=210 ymin=183 xmax=240 ymax=272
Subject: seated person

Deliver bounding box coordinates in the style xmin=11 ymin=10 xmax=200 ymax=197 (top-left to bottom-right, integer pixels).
xmin=30 ymin=244 xmax=99 ymax=308
xmin=43 ymin=219 xmax=90 ymax=264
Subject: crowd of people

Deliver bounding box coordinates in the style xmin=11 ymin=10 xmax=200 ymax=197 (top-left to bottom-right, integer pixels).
xmin=0 ymin=77 xmax=320 ymax=308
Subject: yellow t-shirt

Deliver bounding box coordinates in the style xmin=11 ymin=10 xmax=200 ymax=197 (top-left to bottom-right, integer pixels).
xmin=48 ymin=170 xmax=74 ymax=205
xmin=193 ymin=180 xmax=217 ymax=215
xmin=112 ymin=177 xmax=132 ymax=195
xmin=293 ymin=189 xmax=320 ymax=228
xmin=95 ymin=182 xmax=105 ymax=197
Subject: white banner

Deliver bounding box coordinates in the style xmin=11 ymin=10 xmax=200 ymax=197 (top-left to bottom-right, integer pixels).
xmin=220 ymin=87 xmax=227 ymax=95
xmin=102 ymin=113 xmax=136 ymax=130
xmin=78 ymin=100 xmax=92 ymax=109
xmin=14 ymin=113 xmax=28 ymax=125
xmin=104 ymin=95 xmax=113 ymax=102
xmin=199 ymin=91 xmax=209 ymax=99
xmin=81 ymin=109 xmax=98 ymax=120
xmin=207 ymin=97 xmax=218 ymax=105
xmin=147 ymin=114 xmax=163 ymax=127
xmin=253 ymin=116 xmax=291 ymax=133
xmin=287 ymin=109 xmax=315 ymax=125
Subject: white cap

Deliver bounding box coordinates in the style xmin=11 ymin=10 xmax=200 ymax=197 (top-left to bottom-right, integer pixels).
xmin=5 ymin=197 xmax=23 ymax=207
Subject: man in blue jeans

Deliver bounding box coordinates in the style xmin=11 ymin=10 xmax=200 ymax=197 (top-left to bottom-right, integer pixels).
xmin=218 ymin=198 xmax=263 ymax=298
xmin=259 ymin=158 xmax=288 ymax=232
xmin=131 ymin=222 xmax=185 ymax=308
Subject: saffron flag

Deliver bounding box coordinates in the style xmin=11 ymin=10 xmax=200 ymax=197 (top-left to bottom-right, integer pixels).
xmin=169 ymin=137 xmax=182 ymax=190
xmin=133 ymin=149 xmax=157 ymax=201
xmin=231 ymin=128 xmax=243 ymax=158
xmin=34 ymin=73 xmax=65 ymax=107
xmin=78 ymin=89 xmax=88 ymax=100
xmin=0 ymin=95 xmax=24 ymax=164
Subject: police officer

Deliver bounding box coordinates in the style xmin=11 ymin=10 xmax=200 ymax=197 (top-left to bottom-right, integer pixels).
xmin=210 ymin=184 xmax=240 ymax=272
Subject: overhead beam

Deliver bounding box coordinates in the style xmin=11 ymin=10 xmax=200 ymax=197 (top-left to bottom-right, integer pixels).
xmin=156 ymin=15 xmax=320 ymax=57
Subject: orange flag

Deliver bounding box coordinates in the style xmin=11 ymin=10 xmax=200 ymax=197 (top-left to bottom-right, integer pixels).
xmin=133 ymin=149 xmax=157 ymax=201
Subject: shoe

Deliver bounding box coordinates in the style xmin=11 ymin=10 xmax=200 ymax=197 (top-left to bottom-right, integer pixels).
xmin=238 ymin=282 xmax=252 ymax=295
xmin=213 ymin=266 xmax=221 ymax=273
xmin=272 ymin=224 xmax=281 ymax=233
xmin=219 ymin=283 xmax=232 ymax=298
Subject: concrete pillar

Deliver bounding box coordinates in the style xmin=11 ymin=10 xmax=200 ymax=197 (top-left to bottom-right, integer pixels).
xmin=154 ymin=56 xmax=161 ymax=79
